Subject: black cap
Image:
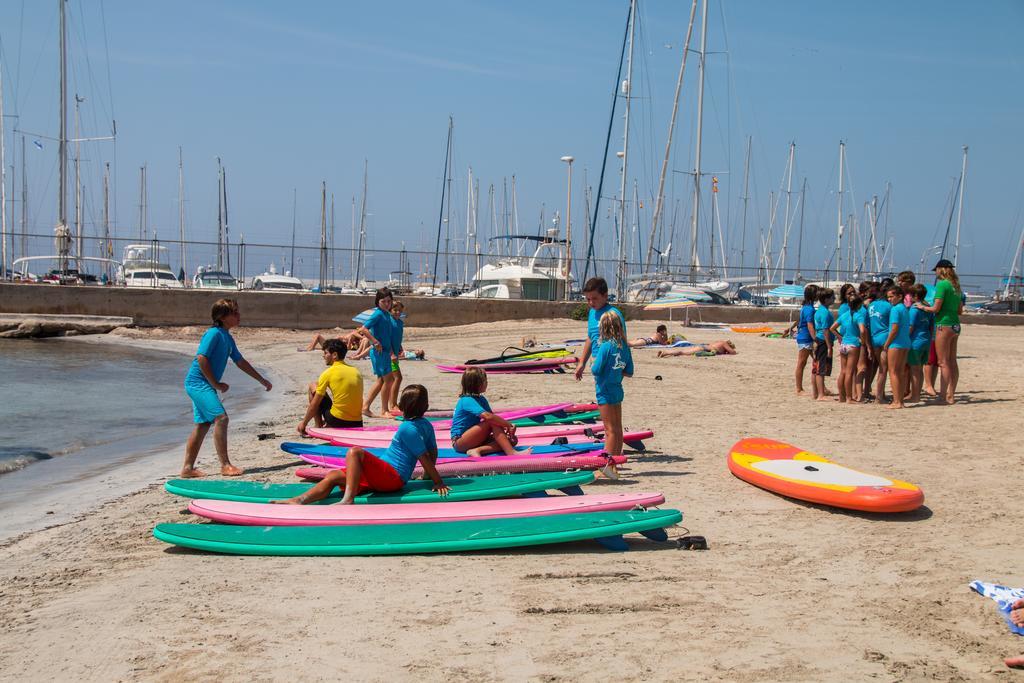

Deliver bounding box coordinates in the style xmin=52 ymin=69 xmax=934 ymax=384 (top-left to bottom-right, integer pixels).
xmin=933 ymin=258 xmax=954 ymax=270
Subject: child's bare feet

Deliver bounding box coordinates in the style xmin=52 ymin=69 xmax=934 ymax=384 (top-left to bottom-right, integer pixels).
xmin=886 ymin=403 xmax=904 ymax=410
xmin=220 ymin=464 xmax=245 ymax=476
xmin=466 ymin=448 xmax=485 ymax=458
xmin=796 ymin=389 xmax=806 ymax=396
xmin=816 ymin=395 xmax=833 ymax=402
xmin=1010 ymin=600 xmax=1024 ymax=627
xmin=180 ymin=468 xmax=207 ymax=478
xmin=270 ymin=497 xmax=304 ymax=505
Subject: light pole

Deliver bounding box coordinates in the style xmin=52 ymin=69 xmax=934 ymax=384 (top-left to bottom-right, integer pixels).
xmin=560 ymin=155 xmax=574 ymax=300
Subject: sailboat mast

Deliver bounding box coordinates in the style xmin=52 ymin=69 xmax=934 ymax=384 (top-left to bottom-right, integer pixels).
xmin=56 ymin=0 xmax=71 ymax=274
xmin=330 ymin=193 xmax=335 ymax=287
xmin=74 ymin=95 xmax=83 ymax=260
xmin=356 ymin=160 xmax=368 ymax=288
xmin=645 ymin=0 xmax=698 ymax=274
xmin=465 ymin=166 xmax=474 ymax=286
xmin=216 ymin=157 xmax=224 ymax=268
xmin=688 ymin=0 xmax=709 ymax=284
xmin=178 ymin=147 xmax=186 ymax=281
xmin=779 ymin=142 xmax=795 ymax=281
xmin=796 ymin=177 xmax=806 ymax=278
xmin=953 ymin=145 xmax=968 ymax=267
xmin=739 ymin=136 xmax=751 ymax=276
xmin=0 ymin=60 xmax=6 ymax=278
xmin=103 ymin=162 xmax=111 ymax=279
xmin=137 ymin=165 xmax=145 ymax=240
xmin=833 ymin=141 xmax=845 ymax=282
xmin=290 ymin=188 xmax=297 ymax=277
xmin=222 ymin=165 xmax=230 ymax=273
xmin=319 ymin=180 xmax=327 ymax=291
xmin=20 ymin=136 xmax=27 ymax=262
xmin=616 ymin=0 xmax=637 ymax=299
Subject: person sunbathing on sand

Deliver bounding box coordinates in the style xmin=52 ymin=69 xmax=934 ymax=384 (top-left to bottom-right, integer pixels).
xmin=628 ymin=324 xmax=670 ymax=348
xmin=657 ymin=339 xmax=736 ymax=357
xmin=1006 ymin=599 xmax=1024 ymax=668
xmin=302 ymin=331 xmax=365 ymax=355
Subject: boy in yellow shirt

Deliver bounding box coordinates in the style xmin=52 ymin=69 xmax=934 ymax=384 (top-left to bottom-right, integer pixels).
xmin=298 ymin=338 xmax=364 ymax=435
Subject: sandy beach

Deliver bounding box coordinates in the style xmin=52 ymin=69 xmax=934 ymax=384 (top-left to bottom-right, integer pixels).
xmin=1 ymin=318 xmax=1021 ymax=681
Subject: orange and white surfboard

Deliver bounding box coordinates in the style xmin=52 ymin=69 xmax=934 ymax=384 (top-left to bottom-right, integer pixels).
xmin=728 ymin=438 xmax=924 ymax=513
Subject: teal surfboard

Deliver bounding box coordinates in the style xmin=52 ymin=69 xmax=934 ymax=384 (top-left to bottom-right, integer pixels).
xmin=510 ymin=410 xmax=601 ymax=427
xmin=164 ymin=471 xmax=595 ymax=505
xmin=153 ymin=509 xmax=682 ymax=556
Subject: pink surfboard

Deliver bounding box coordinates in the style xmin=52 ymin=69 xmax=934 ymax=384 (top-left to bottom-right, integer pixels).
xmin=295 ymin=453 xmax=628 ymax=477
xmin=328 ymin=403 xmax=574 ymax=433
xmin=307 ymin=422 xmax=604 ymax=443
xmin=415 ymin=403 xmax=598 ymax=420
xmin=188 ymin=491 xmax=664 ymax=526
xmin=315 ymin=430 xmax=655 ymax=450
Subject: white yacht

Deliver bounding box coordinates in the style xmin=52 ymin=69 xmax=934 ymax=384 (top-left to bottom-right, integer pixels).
xmin=460 ymin=232 xmax=571 ymax=300
xmin=119 ymin=245 xmax=183 ymax=288
xmin=193 ymin=265 xmax=239 ymax=291
xmin=250 ymin=263 xmax=305 ymax=292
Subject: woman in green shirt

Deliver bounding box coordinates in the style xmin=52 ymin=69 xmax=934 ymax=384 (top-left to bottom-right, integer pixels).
xmin=915 ymin=259 xmax=964 ymax=404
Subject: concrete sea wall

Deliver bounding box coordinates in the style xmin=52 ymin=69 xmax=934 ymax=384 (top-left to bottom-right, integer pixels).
xmin=0 ymin=283 xmax=1019 ymax=329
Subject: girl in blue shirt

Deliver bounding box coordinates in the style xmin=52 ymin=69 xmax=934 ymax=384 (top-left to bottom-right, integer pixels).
xmin=181 ymin=299 xmax=272 ymax=479
xmin=882 ymin=286 xmax=911 ymax=409
xmin=450 ymin=367 xmax=521 ymax=457
xmin=907 ymin=284 xmax=934 ymax=403
xmin=868 ymin=287 xmax=893 ymax=404
xmin=275 ymin=384 xmax=448 ymax=505
xmin=591 ymin=310 xmax=634 ymax=456
xmin=357 ymin=288 xmax=397 ymax=418
xmin=828 ymin=291 xmax=865 ymax=404
xmin=383 ymin=300 xmax=407 ymax=416
xmin=788 ymin=284 xmax=819 ymax=396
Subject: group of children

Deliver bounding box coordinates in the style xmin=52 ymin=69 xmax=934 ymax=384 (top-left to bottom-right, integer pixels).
xmin=179 ymin=276 xmax=636 ymax=506
xmin=792 ymin=259 xmax=965 ymax=408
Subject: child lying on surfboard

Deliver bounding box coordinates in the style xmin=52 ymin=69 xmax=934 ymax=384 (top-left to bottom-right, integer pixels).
xmin=450 ymin=368 xmax=524 ymax=457
xmin=274 ymin=384 xmax=449 ymax=505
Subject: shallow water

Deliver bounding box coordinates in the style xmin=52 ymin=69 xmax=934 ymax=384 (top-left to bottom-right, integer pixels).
xmin=0 ymin=337 xmax=264 ymax=539
xmin=0 ymin=338 xmax=195 ymax=475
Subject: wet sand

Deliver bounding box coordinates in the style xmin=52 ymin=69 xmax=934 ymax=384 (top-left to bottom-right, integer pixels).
xmin=0 ymin=319 xmax=1021 ymax=681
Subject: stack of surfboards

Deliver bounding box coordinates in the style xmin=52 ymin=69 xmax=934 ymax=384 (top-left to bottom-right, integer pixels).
xmin=152 ymin=403 xmax=678 ymax=556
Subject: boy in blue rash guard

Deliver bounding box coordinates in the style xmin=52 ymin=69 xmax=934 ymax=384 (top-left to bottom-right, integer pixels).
xmin=181 ymin=299 xmax=272 ymax=478
xmin=829 ymin=292 xmax=865 ymax=404
xmin=357 ymin=287 xmax=396 ymax=418
xmin=907 ymin=284 xmax=934 ymax=403
xmin=868 ymin=286 xmax=893 ymax=404
xmin=591 ymin=310 xmax=634 ymax=457
xmin=883 ymin=285 xmax=912 ymax=409
xmin=274 ymin=385 xmax=448 ymax=505
xmin=791 ymin=284 xmax=819 ymax=396
xmin=574 ymin=277 xmax=626 ymax=383
xmin=811 ymin=288 xmax=836 ymax=401
xmin=450 ymin=367 xmax=521 ymax=457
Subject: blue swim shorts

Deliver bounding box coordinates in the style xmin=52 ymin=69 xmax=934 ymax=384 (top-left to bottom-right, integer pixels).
xmin=369 ymin=347 xmax=394 ymax=378
xmin=185 ymin=380 xmax=226 ymax=424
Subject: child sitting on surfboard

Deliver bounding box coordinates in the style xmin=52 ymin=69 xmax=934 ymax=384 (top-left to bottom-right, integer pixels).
xmin=591 ymin=310 xmax=634 ymax=457
xmin=181 ymin=299 xmax=272 ymax=478
xmin=450 ymin=367 xmax=522 ymax=457
xmin=274 ymin=384 xmax=449 ymax=505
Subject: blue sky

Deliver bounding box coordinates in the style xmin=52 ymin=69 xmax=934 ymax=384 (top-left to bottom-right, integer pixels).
xmin=2 ymin=1 xmax=1022 ymax=285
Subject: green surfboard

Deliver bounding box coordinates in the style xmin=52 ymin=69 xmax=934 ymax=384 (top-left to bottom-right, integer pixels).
xmin=153 ymin=509 xmax=682 ymax=556
xmin=510 ymin=410 xmax=601 ymax=427
xmin=164 ymin=471 xmax=595 ymax=505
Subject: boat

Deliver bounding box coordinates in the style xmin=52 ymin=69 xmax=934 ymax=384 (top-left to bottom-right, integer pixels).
xmin=460 ymin=231 xmax=572 ymax=300
xmin=251 ymin=263 xmax=305 ymax=292
xmin=192 ymin=265 xmax=239 ymax=290
xmin=119 ymin=244 xmax=183 ymax=288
